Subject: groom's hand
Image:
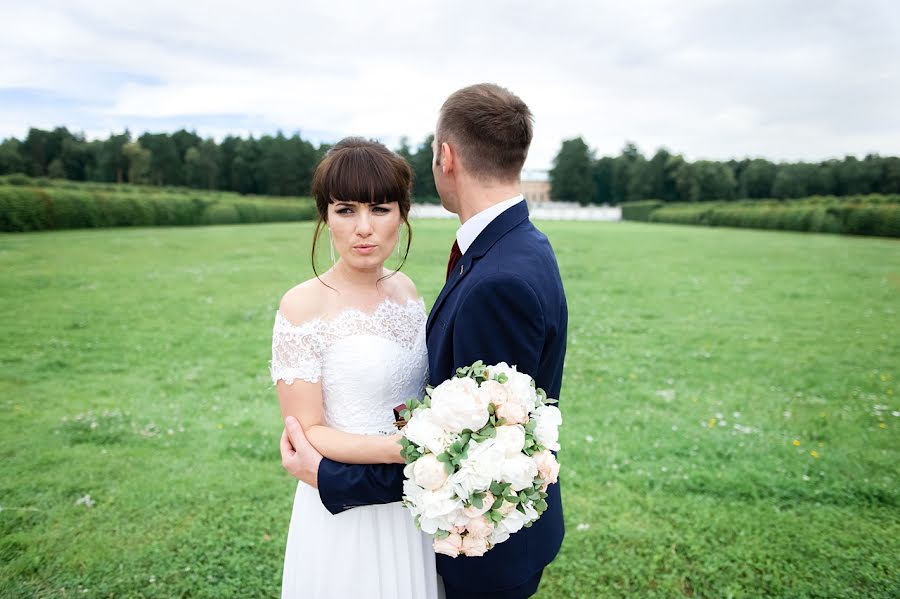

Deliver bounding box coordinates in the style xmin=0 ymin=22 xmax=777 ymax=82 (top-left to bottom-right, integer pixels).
xmin=280 ymin=416 xmax=322 ymax=488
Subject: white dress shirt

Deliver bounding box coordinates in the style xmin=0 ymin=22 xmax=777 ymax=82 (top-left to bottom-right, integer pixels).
xmin=456 ymin=195 xmax=525 ymax=255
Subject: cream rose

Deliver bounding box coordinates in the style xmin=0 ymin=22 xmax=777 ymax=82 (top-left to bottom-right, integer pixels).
xmin=412 ymin=454 xmax=449 ymax=491
xmin=430 ymin=377 xmax=489 ymax=433
xmin=433 ymin=532 xmax=463 ymax=558
xmin=500 ymin=454 xmax=539 ymax=491
xmin=494 ymin=424 xmax=526 ymax=458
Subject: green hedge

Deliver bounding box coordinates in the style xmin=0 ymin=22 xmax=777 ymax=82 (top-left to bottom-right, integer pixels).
xmin=644 ymin=202 xmax=900 ymax=238
xmin=621 ymin=200 xmax=664 ymax=222
xmin=0 ymin=186 xmax=316 ymax=232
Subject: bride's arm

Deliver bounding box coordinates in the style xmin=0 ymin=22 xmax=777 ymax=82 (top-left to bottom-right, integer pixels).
xmin=276 ymin=378 xmax=403 ymax=465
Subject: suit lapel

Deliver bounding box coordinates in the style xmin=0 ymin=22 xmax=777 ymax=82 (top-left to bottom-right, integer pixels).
xmin=426 ymin=201 xmax=530 ymax=336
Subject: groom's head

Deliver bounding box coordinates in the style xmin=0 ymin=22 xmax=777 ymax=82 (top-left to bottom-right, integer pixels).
xmin=433 ymin=83 xmax=533 ymax=188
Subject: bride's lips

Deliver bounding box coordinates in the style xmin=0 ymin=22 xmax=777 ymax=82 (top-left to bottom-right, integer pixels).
xmin=353 ymin=244 xmax=377 ymax=255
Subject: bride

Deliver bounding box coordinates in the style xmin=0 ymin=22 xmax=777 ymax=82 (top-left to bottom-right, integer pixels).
xmin=269 ymin=137 xmax=443 ymax=598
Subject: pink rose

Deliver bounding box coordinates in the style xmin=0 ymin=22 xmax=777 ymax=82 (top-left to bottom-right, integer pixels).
xmin=532 ymin=450 xmax=560 ymax=486
xmin=461 ymin=534 xmax=489 ymax=557
xmin=479 ymin=380 xmax=510 ymax=408
xmin=495 ymin=400 xmax=528 ymax=425
xmin=463 ymin=492 xmax=494 ymax=518
xmin=465 ymin=515 xmax=495 ymax=539
xmin=433 ymin=532 xmax=463 ymax=558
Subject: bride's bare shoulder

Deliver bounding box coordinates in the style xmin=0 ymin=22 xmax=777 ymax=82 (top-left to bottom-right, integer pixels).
xmin=383 ymin=269 xmax=420 ymax=302
xmin=278 ymin=278 xmax=333 ymax=325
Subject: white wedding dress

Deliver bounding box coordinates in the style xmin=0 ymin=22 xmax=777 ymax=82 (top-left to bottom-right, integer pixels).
xmin=269 ymin=297 xmax=443 ymax=599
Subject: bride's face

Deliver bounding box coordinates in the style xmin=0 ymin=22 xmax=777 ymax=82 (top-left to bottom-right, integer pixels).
xmin=327 ymin=200 xmax=402 ymax=269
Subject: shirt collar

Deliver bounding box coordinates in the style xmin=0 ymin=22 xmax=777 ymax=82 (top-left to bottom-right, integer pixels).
xmin=456 ymin=195 xmax=524 ymax=255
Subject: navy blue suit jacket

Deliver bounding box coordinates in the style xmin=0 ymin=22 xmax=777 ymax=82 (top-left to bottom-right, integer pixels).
xmin=318 ymin=201 xmax=568 ymax=593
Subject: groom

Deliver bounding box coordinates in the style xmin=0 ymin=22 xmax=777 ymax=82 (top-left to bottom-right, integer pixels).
xmin=282 ymin=83 xmax=568 ymax=598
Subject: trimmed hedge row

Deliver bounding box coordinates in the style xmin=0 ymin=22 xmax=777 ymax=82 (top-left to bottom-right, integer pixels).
xmin=0 ymin=186 xmax=316 ymax=232
xmin=621 ymin=200 xmax=663 ymax=222
xmin=642 ymin=202 xmax=900 ymax=238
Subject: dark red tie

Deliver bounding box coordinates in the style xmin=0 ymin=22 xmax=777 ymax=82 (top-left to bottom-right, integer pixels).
xmin=446 ymin=240 xmax=462 ymax=280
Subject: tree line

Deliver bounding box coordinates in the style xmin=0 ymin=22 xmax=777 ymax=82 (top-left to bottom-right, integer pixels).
xmin=550 ymin=137 xmax=900 ymax=205
xmin=0 ymin=127 xmax=439 ymax=200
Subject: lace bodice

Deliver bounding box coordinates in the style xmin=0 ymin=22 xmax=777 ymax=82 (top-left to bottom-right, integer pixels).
xmin=270 ymin=297 xmax=428 ymax=435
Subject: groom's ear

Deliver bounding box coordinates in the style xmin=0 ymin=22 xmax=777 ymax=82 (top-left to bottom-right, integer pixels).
xmin=440 ymin=142 xmax=455 ymax=174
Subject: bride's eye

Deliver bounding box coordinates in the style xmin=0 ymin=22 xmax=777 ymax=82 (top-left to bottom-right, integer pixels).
xmin=373 ymin=205 xmax=392 ymax=214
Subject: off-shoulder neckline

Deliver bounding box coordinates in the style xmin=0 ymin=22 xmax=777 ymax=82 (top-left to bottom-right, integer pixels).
xmin=274 ymin=296 xmax=425 ymax=330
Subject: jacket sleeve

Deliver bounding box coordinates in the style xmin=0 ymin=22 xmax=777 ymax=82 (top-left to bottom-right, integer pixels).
xmin=317 ymin=459 xmax=405 ymax=515
xmin=452 ymin=273 xmax=544 ymax=378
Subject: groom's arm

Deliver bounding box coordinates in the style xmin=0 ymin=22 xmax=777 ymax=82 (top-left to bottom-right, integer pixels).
xmin=453 ymin=273 xmax=544 ymax=377
xmin=282 ymin=417 xmax=404 ymax=515
xmin=317 ymin=459 xmax=405 ymax=515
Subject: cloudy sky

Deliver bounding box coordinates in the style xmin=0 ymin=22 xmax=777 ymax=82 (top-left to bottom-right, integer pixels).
xmin=2 ymin=0 xmax=898 ymax=170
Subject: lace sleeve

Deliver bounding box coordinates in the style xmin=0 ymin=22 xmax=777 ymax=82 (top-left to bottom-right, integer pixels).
xmin=269 ymin=311 xmax=324 ymax=385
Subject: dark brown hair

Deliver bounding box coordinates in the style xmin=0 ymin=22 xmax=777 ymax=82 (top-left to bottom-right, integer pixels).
xmin=309 ymin=137 xmax=413 ymax=281
xmin=436 ymin=83 xmax=533 ymax=182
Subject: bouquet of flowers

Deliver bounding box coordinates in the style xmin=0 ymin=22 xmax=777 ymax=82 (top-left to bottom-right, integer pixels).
xmin=397 ymin=361 xmax=562 ymax=557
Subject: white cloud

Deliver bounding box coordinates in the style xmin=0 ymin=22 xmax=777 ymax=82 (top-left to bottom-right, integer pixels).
xmin=1 ymin=0 xmax=898 ymax=168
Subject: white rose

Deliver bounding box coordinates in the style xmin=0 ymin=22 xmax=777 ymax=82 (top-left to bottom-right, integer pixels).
xmin=487 ymin=362 xmax=516 ymax=380
xmin=448 ymin=439 xmax=504 ymax=498
xmin=418 ymin=486 xmax=463 ymax=535
xmin=412 ymin=454 xmax=450 ymax=491
xmin=500 ymin=454 xmax=539 ymax=491
xmin=402 ymin=476 xmax=426 ymax=516
xmin=489 ymin=528 xmax=511 ymax=545
xmin=430 ymin=377 xmax=489 ymax=433
xmin=497 ymin=505 xmax=528 ymax=535
xmin=506 ymin=372 xmax=539 ymax=414
xmin=403 ymin=408 xmax=453 ymax=455
xmin=532 ymin=405 xmax=562 ymax=451
xmin=494 ymin=425 xmax=526 ymax=458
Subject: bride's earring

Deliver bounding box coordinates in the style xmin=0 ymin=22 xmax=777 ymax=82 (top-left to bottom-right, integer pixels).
xmin=397 ymin=226 xmax=402 ymax=259
xmin=329 ymin=228 xmax=336 ymax=264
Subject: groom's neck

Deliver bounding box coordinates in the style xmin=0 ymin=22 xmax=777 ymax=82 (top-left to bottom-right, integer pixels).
xmin=455 ymin=179 xmax=522 ymax=225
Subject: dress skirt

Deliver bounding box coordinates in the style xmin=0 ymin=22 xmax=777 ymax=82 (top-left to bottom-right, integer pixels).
xmin=281 ymin=481 xmax=444 ymax=598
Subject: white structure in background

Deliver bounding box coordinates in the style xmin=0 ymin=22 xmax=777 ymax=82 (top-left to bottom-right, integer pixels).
xmin=409 ymin=167 xmax=621 ymax=221
xmin=410 ymin=201 xmax=620 ymax=222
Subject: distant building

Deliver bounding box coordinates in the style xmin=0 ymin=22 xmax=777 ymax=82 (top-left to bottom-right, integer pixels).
xmin=520 ymin=168 xmax=552 ymax=203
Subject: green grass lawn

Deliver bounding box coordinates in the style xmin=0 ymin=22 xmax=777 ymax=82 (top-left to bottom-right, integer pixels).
xmin=1 ymin=220 xmax=898 ymax=598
